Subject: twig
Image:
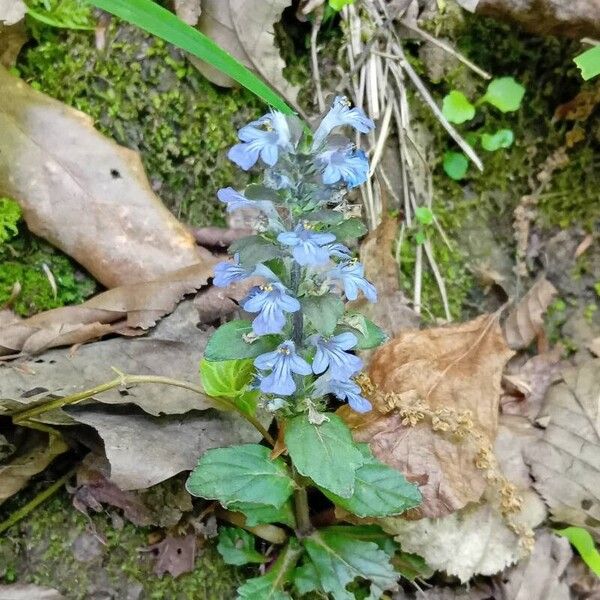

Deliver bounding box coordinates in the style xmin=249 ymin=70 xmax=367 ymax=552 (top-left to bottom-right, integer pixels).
xmin=310 ymin=9 xmax=326 ymax=113
xmin=423 ymin=238 xmax=451 ymax=321
xmin=414 ymin=241 xmax=423 ymax=314
xmin=369 ymin=101 xmax=393 ymax=175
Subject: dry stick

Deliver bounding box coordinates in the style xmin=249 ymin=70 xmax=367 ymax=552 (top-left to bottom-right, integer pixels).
xmin=423 ymin=239 xmax=452 ymax=321
xmin=309 ymin=10 xmax=326 ymax=113
xmin=399 ymin=19 xmax=491 ymax=79
xmin=414 ymin=241 xmax=423 ymax=315
xmin=369 ymin=101 xmax=394 ymax=175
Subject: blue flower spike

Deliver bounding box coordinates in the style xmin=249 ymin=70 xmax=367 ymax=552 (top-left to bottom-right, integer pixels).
xmin=228 ymin=112 xmax=292 ymax=170
xmin=317 ymin=146 xmax=369 ymax=188
xmin=313 ymin=96 xmax=375 ymax=149
xmin=314 ymin=375 xmax=372 ymax=413
xmin=328 ymin=260 xmax=377 ymax=302
xmin=217 ymin=187 xmax=274 ymax=215
xmin=254 ymin=341 xmax=312 ymax=396
xmin=277 ymin=224 xmax=336 ymax=266
xmin=213 ymin=254 xmax=253 ymax=288
xmin=242 ymin=282 xmax=300 ymax=335
xmin=311 ymin=332 xmax=363 ymax=379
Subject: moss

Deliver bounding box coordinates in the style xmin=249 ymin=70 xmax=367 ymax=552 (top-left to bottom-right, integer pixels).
xmin=0 ymin=491 xmax=243 ymax=599
xmin=17 ymin=21 xmax=263 ymax=227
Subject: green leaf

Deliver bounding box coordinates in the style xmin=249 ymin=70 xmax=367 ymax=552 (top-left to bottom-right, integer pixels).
xmin=574 ymin=45 xmax=600 ymax=80
xmin=200 ymin=358 xmax=255 ymax=399
xmin=285 ymin=414 xmax=364 ymax=498
xmin=320 ymin=444 xmax=422 ymax=517
xmin=217 ymin=527 xmax=266 ymax=566
xmin=481 ymin=129 xmax=514 ymax=151
xmin=302 ymin=527 xmax=399 ymax=599
xmin=393 ymin=552 xmax=434 ymax=581
xmin=555 ymin=527 xmax=600 ymax=576
xmin=244 ymin=184 xmax=282 ymax=203
xmin=204 ymin=320 xmax=281 ymax=361
xmin=442 ymin=151 xmax=469 ymax=180
xmin=328 ymin=217 xmax=368 ymax=241
xmin=415 ymin=230 xmax=426 ymax=244
xmin=441 ymin=90 xmax=475 ymax=124
xmin=481 ymin=77 xmax=525 ymax=112
xmin=229 ymin=235 xmax=283 ymax=268
xmin=414 ymin=206 xmax=434 ymax=225
xmin=339 ymin=313 xmax=388 ymax=350
xmin=293 ymin=562 xmax=321 ymax=596
xmin=229 ymin=501 xmax=296 ymax=527
xmin=91 ymin=0 xmax=293 ymax=114
xmin=186 ymin=444 xmax=294 ymax=508
xmin=237 ymin=539 xmax=303 ymax=600
xmin=301 ymin=294 xmax=345 ymax=336
xmin=328 ymin=0 xmax=355 ymax=10
xmin=0 ymin=198 xmax=21 ymax=244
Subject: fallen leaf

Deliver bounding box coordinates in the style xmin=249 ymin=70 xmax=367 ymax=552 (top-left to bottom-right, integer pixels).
xmin=0 ymin=430 xmax=67 ymax=503
xmin=503 ymin=277 xmax=558 ymax=350
xmin=190 ymin=226 xmax=252 ymax=249
xmin=148 ymin=534 xmax=196 ymax=578
xmin=193 ymin=276 xmax=258 ymax=324
xmin=0 ymin=0 xmax=25 ymax=25
xmin=341 ymin=314 xmax=514 ymax=518
xmin=524 ymin=359 xmax=600 ymax=541
xmin=0 ymin=21 xmax=27 ymax=68
xmin=353 ymin=216 xmax=420 ymax=337
xmin=392 ymin=583 xmax=493 ymax=599
xmin=65 ymin=404 xmax=268 ymax=490
xmin=588 ymin=337 xmax=600 ymax=358
xmin=492 ymin=530 xmax=572 ymax=600
xmin=554 ymin=83 xmax=600 ymax=122
xmin=566 ymin=555 xmax=600 ymax=599
xmin=195 ymin=0 xmax=299 ymax=110
xmin=0 ymin=299 xmax=214 ymax=417
xmin=0 ymin=66 xmax=212 ymax=289
xmin=0 ymin=584 xmax=64 ymax=599
xmin=0 ymin=262 xmax=215 ymax=356
xmin=174 ymin=0 xmax=201 ymax=25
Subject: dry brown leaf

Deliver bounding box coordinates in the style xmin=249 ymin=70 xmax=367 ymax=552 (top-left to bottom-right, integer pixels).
xmin=492 ymin=530 xmax=572 ymax=600
xmin=194 ymin=0 xmax=299 ymax=110
xmin=0 ymin=430 xmax=67 ymax=504
xmin=0 ymin=584 xmax=64 ymax=599
xmin=174 ymin=0 xmax=201 ymax=25
xmin=0 ymin=21 xmax=27 ymax=67
xmin=194 ymin=275 xmax=257 ymax=324
xmin=340 ymin=314 xmax=513 ymax=518
xmin=0 ymin=262 xmax=215 ymax=356
xmin=503 ymin=277 xmax=557 ymax=350
xmin=0 ymin=66 xmax=211 ymax=288
xmin=0 ymin=300 xmax=214 ymax=417
xmin=148 ymin=534 xmax=196 ymax=578
xmin=353 ymin=216 xmax=420 ymax=337
xmin=0 ymin=0 xmax=25 ymax=25
xmin=65 ymin=404 xmax=267 ymax=490
xmin=524 ymin=359 xmax=600 ymax=541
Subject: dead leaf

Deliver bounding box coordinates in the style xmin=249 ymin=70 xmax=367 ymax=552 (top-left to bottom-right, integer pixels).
xmin=381 ymin=489 xmax=542 ymax=583
xmin=0 ymin=262 xmax=215 ymax=356
xmin=503 ymin=277 xmax=558 ymax=350
xmin=0 ymin=430 xmax=67 ymax=504
xmin=148 ymin=534 xmax=196 ymax=578
xmin=0 ymin=584 xmax=64 ymax=599
xmin=554 ymin=84 xmax=600 ymax=122
xmin=566 ymin=555 xmax=600 ymax=599
xmin=0 ymin=21 xmax=26 ymax=67
xmin=341 ymin=314 xmax=514 ymax=518
xmin=193 ymin=276 xmax=257 ymax=324
xmin=0 ymin=0 xmax=25 ymax=25
xmin=191 ymin=226 xmax=253 ymax=249
xmin=393 ymin=584 xmax=493 ymax=599
xmin=195 ymin=0 xmax=299 ymax=110
xmin=65 ymin=404 xmax=268 ymax=490
xmin=174 ymin=0 xmax=201 ymax=25
xmin=492 ymin=530 xmax=572 ymax=600
xmin=0 ymin=299 xmax=214 ymax=417
xmin=353 ymin=216 xmax=420 ymax=337
xmin=589 ymin=338 xmax=600 ymax=357
xmin=524 ymin=359 xmax=600 ymax=541
xmin=0 ymin=66 xmax=212 ymax=289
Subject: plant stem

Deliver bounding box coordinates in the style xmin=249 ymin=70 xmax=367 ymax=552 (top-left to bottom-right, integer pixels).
xmin=293 ymin=470 xmax=313 ymax=536
xmin=290 ymin=262 xmax=304 ymax=346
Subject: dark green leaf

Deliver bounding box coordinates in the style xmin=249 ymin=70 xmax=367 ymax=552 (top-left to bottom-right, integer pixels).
xmin=204 ymin=320 xmax=281 ymax=361
xmin=301 ymin=294 xmax=345 ymax=336
xmin=244 ymin=184 xmax=282 ymax=203
xmin=237 ymin=539 xmax=303 ymax=600
xmin=442 ymin=151 xmax=468 ymax=180
xmin=303 ymin=526 xmax=399 ymax=599
xmin=304 ymin=210 xmax=346 ymax=225
xmin=320 ymin=444 xmax=421 ymax=517
xmin=441 ymin=90 xmax=475 ymax=124
xmin=327 ymin=217 xmax=367 ymax=241
xmin=481 ymin=129 xmax=514 ymax=151
xmin=574 ymin=45 xmax=600 ymax=80
xmin=186 ymin=444 xmax=294 ymax=508
xmin=285 ymin=414 xmax=364 ymax=498
xmin=293 ymin=562 xmax=320 ymax=596
xmin=91 ymin=0 xmax=293 ymax=114
xmin=217 ymin=527 xmax=265 ymax=566
xmin=393 ymin=552 xmax=434 ymax=581
xmin=229 ymin=235 xmax=283 ymax=268
xmin=229 ymin=501 xmax=296 ymax=527
xmin=338 ymin=313 xmax=388 ymax=350
xmin=481 ymin=77 xmax=525 ymax=112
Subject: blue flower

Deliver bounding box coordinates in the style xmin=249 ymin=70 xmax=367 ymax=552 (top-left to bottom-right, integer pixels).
xmin=318 ymin=147 xmax=369 ymax=188
xmin=277 ymin=225 xmax=336 ymax=266
xmin=242 ymin=282 xmax=300 ymax=335
xmin=311 ymin=332 xmax=363 ymax=379
xmin=213 ymin=254 xmax=253 ymax=288
xmin=328 ymin=260 xmax=377 ymax=302
xmin=313 ymin=96 xmax=375 ymax=149
xmin=217 ymin=187 xmax=274 ymax=215
xmin=314 ymin=375 xmax=372 ymax=413
xmin=228 ymin=113 xmax=292 ymax=170
xmin=326 ymin=242 xmax=352 ymax=259
xmin=254 ymin=341 xmax=312 ymax=396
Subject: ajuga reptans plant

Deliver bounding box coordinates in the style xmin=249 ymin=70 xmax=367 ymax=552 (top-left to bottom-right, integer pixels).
xmin=186 ymin=97 xmax=422 ymax=599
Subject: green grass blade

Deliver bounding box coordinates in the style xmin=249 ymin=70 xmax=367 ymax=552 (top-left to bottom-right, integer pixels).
xmin=92 ymin=0 xmax=294 ymax=114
